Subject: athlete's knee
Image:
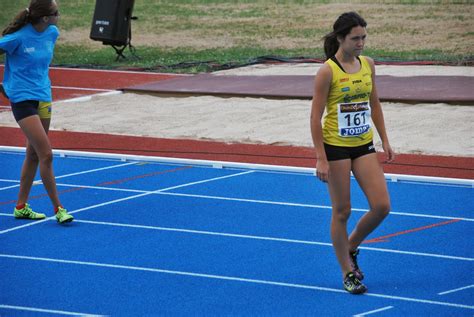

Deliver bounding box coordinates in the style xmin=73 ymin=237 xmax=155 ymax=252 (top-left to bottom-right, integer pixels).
xmin=38 ymin=149 xmax=54 ymax=166
xmin=373 ymin=201 xmax=390 ymax=219
xmin=26 ymin=149 xmax=39 ymax=163
xmin=332 ymin=203 xmax=352 ymax=222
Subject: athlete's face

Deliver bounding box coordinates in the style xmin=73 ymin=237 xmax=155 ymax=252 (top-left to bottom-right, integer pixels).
xmin=46 ymin=0 xmax=60 ymax=25
xmin=339 ymin=26 xmax=367 ymax=57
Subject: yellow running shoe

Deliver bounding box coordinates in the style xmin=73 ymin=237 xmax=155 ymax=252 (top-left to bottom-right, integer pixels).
xmin=55 ymin=206 xmax=74 ymax=224
xmin=14 ymin=204 xmax=46 ymax=220
xmin=343 ymin=272 xmax=367 ymax=294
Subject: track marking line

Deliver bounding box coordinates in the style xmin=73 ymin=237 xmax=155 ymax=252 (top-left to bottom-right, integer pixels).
xmin=157 ymin=192 xmax=474 ymax=222
xmin=2 ymin=179 xmax=471 ymax=222
xmin=438 ymin=285 xmax=474 ymax=296
xmin=1 ymin=254 xmax=473 ymax=310
xmin=0 ymin=213 xmax=471 ymax=261
xmin=364 ymin=219 xmax=462 ymax=243
xmin=0 ymin=304 xmax=104 ymax=316
xmin=52 ymin=85 xmax=114 ymax=92
xmin=59 ymin=90 xmax=123 ymax=103
xmin=55 ymin=162 xmax=138 ymax=180
xmin=353 ymin=306 xmax=394 ymax=317
xmin=65 ymin=219 xmax=474 ymax=262
xmin=97 ymin=166 xmax=192 ymax=186
xmin=0 ymin=170 xmax=253 ymax=235
xmin=0 ymin=183 xmax=21 ymax=191
xmin=156 ymin=170 xmax=253 ymax=192
xmin=57 ymin=183 xmax=146 ymax=193
xmin=0 ymin=162 xmax=138 ymax=205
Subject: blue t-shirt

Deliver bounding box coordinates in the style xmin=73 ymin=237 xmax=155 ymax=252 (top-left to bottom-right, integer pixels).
xmin=0 ymin=24 xmax=59 ymax=103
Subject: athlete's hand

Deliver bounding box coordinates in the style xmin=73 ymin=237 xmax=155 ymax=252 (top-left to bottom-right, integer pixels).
xmin=382 ymin=142 xmax=395 ymax=163
xmin=316 ymin=159 xmax=330 ymax=183
xmin=0 ymin=84 xmax=7 ymax=99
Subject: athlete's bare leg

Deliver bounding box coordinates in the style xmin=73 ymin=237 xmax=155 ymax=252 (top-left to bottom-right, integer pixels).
xmin=327 ymin=158 xmax=354 ymax=277
xmin=348 ymin=153 xmax=390 ymax=251
xmin=17 ymin=115 xmax=61 ymax=208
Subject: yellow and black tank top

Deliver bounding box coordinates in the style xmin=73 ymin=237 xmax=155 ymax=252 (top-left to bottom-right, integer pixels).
xmin=322 ymin=56 xmax=373 ymax=147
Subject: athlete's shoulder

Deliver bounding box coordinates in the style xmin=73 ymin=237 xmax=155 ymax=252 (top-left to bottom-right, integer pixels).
xmin=360 ymin=55 xmax=375 ymax=67
xmin=49 ymin=25 xmax=60 ymax=33
xmin=45 ymin=25 xmax=60 ymax=36
xmin=360 ymin=55 xmax=375 ymax=74
xmin=316 ymin=61 xmax=333 ymax=82
xmin=325 ymin=57 xmax=338 ymax=68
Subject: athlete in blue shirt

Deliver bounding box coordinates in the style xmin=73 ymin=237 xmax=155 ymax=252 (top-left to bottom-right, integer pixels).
xmin=0 ymin=0 xmax=73 ymax=223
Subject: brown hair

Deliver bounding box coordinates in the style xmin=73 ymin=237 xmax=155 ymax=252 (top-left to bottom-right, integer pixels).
xmin=2 ymin=0 xmax=56 ymax=36
xmin=323 ymin=12 xmax=367 ymax=60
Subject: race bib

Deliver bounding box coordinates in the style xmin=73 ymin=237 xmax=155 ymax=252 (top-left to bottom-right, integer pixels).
xmin=337 ymin=101 xmax=371 ymax=137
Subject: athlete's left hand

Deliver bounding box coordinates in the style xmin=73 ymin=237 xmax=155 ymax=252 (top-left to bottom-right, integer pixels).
xmin=382 ymin=142 xmax=395 ymax=163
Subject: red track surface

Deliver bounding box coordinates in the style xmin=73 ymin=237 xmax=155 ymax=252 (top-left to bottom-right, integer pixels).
xmin=0 ymin=66 xmax=472 ymax=179
xmin=1 ymin=127 xmax=472 ymax=179
xmin=0 ymin=66 xmax=181 ymax=106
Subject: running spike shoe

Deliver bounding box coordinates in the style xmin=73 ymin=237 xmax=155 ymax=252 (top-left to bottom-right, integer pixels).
xmin=55 ymin=207 xmax=74 ymax=223
xmin=343 ymin=272 xmax=368 ymax=294
xmin=14 ymin=204 xmax=46 ymax=220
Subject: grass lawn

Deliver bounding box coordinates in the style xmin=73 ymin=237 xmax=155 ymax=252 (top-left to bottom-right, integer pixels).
xmin=1 ymin=1 xmax=473 ymax=72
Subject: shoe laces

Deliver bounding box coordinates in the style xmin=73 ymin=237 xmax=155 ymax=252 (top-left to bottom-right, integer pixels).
xmin=57 ymin=208 xmax=69 ymax=218
xmin=23 ymin=204 xmax=34 ymax=215
xmin=345 ymin=272 xmax=362 ymax=286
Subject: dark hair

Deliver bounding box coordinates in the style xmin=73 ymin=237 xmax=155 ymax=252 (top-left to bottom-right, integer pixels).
xmin=323 ymin=12 xmax=367 ymax=59
xmin=2 ymin=0 xmax=56 ymax=36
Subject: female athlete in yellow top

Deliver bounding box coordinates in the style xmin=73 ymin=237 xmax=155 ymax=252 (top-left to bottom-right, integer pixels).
xmin=310 ymin=12 xmax=395 ymax=294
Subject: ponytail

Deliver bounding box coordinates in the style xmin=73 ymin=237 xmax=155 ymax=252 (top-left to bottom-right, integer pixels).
xmin=2 ymin=8 xmax=30 ymax=36
xmin=322 ymin=12 xmax=367 ymax=60
xmin=323 ymin=32 xmax=339 ymax=60
xmin=2 ymin=0 xmax=56 ymax=36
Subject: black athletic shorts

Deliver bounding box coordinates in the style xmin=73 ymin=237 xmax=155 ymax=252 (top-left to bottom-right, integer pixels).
xmin=324 ymin=141 xmax=376 ymax=161
xmin=11 ymin=100 xmax=41 ymax=122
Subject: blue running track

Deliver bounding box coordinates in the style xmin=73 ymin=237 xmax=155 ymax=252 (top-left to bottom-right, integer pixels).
xmin=0 ymin=147 xmax=472 ymax=316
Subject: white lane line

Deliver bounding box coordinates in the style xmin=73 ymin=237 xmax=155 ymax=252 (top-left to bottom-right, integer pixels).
xmin=439 ymin=285 xmax=474 ymax=295
xmin=76 ymin=218 xmax=334 ymax=246
xmin=56 ymin=183 xmax=147 ymax=193
xmin=0 ymin=304 xmax=104 ymax=316
xmin=0 ymin=215 xmax=471 ymax=261
xmin=2 ymin=179 xmax=471 ymax=222
xmin=157 ymin=170 xmax=254 ymax=192
xmin=357 ymin=245 xmax=472 ymax=262
xmin=54 ymin=161 xmax=138 ymax=180
xmin=0 ymin=183 xmax=21 ymax=191
xmin=1 ymin=254 xmax=473 ymax=310
xmin=0 ymin=162 xmax=136 ymax=192
xmin=158 ymin=192 xmax=474 ymax=222
xmin=0 ymin=179 xmax=20 ymax=183
xmin=0 ymin=171 xmax=253 ymax=235
xmin=159 ymin=191 xmax=331 ymax=209
xmin=59 ymin=90 xmax=123 ymax=103
xmin=52 ymin=85 xmax=113 ymax=92
xmin=353 ymin=306 xmax=394 ymax=317
xmin=74 ymin=219 xmax=474 ymax=262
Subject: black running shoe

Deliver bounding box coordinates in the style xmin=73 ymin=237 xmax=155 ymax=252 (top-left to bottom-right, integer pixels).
xmin=343 ymin=272 xmax=367 ymax=294
xmin=349 ymin=249 xmax=364 ymax=280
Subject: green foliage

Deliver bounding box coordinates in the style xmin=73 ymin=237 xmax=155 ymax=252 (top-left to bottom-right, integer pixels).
xmin=0 ymin=1 xmax=472 ymax=72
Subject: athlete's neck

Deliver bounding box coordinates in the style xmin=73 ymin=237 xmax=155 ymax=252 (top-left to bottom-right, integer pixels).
xmin=334 ymin=52 xmax=361 ymax=74
xmin=32 ymin=23 xmax=49 ymax=33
